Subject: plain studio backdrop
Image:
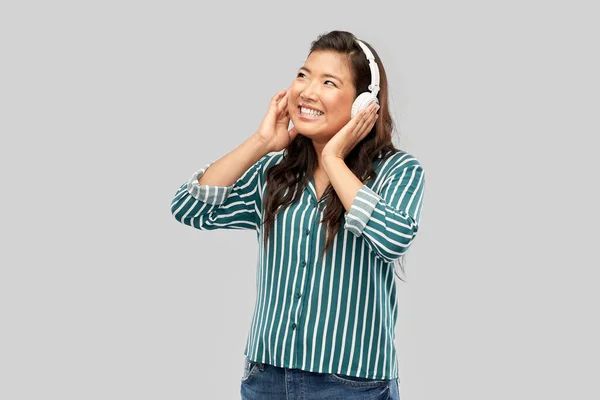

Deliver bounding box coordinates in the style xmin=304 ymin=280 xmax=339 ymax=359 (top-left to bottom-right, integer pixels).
xmin=1 ymin=1 xmax=598 ymax=399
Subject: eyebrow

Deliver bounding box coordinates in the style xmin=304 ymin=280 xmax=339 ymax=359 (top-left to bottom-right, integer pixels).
xmin=299 ymin=66 xmax=343 ymax=84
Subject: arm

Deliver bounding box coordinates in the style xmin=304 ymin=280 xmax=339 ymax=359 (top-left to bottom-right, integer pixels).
xmin=196 ymin=134 xmax=269 ymax=187
xmin=170 ymin=135 xmax=275 ymax=231
xmin=171 ymin=88 xmax=297 ymax=231
xmin=321 ymin=156 xmax=364 ymax=211
xmin=324 ymin=153 xmax=425 ymax=262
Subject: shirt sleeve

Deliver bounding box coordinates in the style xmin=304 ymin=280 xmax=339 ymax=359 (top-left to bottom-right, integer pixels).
xmin=343 ymin=155 xmax=425 ymax=262
xmin=170 ymin=154 xmax=276 ymax=231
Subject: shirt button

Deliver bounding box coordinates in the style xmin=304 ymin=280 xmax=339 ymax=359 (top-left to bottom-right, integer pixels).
xmin=296 ymin=292 xmax=301 ymax=299
xmin=305 ymin=229 xmax=310 ymax=236
xmin=301 ymin=261 xmax=306 ymax=268
xmin=291 ymin=323 xmax=297 ymax=329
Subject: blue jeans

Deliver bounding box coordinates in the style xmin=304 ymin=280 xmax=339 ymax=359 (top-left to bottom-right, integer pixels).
xmin=240 ymin=356 xmax=401 ymax=400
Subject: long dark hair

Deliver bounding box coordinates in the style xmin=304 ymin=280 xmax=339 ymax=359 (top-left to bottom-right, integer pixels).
xmin=261 ymin=30 xmax=406 ymax=278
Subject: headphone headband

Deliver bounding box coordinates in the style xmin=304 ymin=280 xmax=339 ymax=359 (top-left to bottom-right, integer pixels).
xmin=355 ymin=39 xmax=380 ymax=98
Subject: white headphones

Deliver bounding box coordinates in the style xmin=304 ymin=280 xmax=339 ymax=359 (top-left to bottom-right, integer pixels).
xmin=351 ymin=39 xmax=381 ymax=118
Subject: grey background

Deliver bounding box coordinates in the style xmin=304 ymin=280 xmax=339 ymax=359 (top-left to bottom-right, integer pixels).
xmin=1 ymin=1 xmax=599 ymax=399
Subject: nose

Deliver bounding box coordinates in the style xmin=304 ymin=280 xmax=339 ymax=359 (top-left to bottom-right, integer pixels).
xmin=300 ymin=81 xmax=319 ymax=102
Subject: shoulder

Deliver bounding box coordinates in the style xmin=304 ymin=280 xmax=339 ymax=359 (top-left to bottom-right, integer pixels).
xmin=251 ymin=152 xmax=286 ymax=178
xmin=260 ymin=151 xmax=285 ymax=170
xmin=376 ymin=149 xmax=423 ymax=175
xmin=370 ymin=150 xmax=425 ymax=198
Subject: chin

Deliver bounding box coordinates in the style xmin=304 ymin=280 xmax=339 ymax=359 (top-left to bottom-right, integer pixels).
xmin=294 ymin=122 xmax=321 ymax=134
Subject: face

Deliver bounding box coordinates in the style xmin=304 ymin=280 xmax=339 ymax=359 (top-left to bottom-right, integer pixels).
xmin=287 ymin=50 xmax=356 ymax=141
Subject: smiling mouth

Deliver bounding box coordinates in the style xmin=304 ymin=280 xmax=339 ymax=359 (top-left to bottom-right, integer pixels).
xmin=298 ymin=106 xmax=324 ymax=119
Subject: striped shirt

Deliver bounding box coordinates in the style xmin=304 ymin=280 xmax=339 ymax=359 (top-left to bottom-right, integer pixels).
xmin=170 ymin=150 xmax=425 ymax=380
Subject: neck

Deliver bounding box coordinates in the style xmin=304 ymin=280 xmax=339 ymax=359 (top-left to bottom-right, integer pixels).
xmin=311 ymin=139 xmax=327 ymax=170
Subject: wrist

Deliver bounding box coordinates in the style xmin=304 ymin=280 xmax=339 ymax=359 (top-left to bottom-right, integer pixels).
xmin=248 ymin=133 xmax=272 ymax=154
xmin=322 ymin=154 xmax=345 ymax=173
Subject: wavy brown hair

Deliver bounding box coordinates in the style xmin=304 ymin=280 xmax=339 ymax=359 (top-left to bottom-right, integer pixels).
xmin=261 ymin=30 xmax=400 ymax=259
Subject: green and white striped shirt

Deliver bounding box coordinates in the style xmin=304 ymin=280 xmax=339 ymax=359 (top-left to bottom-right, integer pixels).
xmin=170 ymin=150 xmax=425 ymax=380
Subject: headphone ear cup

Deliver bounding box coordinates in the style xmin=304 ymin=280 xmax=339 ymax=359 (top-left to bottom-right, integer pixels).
xmin=351 ymin=92 xmax=380 ymax=119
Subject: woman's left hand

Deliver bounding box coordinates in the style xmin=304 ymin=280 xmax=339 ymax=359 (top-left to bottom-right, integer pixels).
xmin=322 ymin=103 xmax=379 ymax=160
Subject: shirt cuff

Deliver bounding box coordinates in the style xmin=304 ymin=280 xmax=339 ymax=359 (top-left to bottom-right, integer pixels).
xmin=344 ymin=185 xmax=381 ymax=236
xmin=186 ymin=162 xmax=234 ymax=205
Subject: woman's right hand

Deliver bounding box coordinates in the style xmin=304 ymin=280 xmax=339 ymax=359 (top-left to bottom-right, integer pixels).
xmin=254 ymin=89 xmax=299 ymax=153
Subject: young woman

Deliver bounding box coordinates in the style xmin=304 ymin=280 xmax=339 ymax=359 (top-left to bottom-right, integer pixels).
xmin=171 ymin=30 xmax=425 ymax=400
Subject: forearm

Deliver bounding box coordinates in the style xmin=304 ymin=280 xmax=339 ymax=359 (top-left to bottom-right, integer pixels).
xmin=328 ymin=155 xmax=425 ymax=261
xmin=198 ymin=134 xmax=270 ymax=187
xmin=322 ymin=156 xmax=363 ymax=212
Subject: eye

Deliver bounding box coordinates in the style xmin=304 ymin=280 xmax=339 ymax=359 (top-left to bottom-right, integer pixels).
xmin=324 ymin=80 xmax=337 ymax=87
xmin=297 ymin=72 xmax=306 ymax=78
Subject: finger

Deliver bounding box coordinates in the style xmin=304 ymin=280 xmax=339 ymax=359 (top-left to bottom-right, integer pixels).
xmin=364 ymin=107 xmax=378 ymax=127
xmin=271 ymin=89 xmax=287 ymax=107
xmin=362 ymin=110 xmax=379 ymax=136
xmin=276 ymin=91 xmax=289 ymax=114
xmin=367 ymin=105 xmax=378 ymax=119
xmin=352 ymin=107 xmax=367 ymax=122
xmin=360 ymin=104 xmax=378 ymax=126
xmin=351 ymin=108 xmax=371 ymax=135
xmin=355 ymin=104 xmax=376 ymax=124
xmin=288 ymin=126 xmax=298 ymax=141
xmin=353 ymin=107 xmax=378 ymax=137
xmin=364 ymin=103 xmax=379 ymax=117
xmin=276 ymin=91 xmax=291 ymax=117
xmin=277 ymin=89 xmax=288 ymax=103
xmin=365 ymin=113 xmax=378 ymax=133
xmin=346 ymin=104 xmax=377 ymax=138
xmin=366 ymin=103 xmax=379 ymax=117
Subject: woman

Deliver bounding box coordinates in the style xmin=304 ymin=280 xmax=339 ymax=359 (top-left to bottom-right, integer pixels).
xmin=171 ymin=30 xmax=425 ymax=400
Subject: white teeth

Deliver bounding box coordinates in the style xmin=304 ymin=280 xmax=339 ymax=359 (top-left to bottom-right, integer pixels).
xmin=300 ymin=106 xmax=324 ymax=117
